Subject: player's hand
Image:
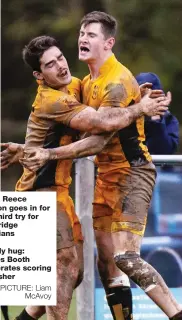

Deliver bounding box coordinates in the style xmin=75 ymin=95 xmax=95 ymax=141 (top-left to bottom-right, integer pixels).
xmin=140 ymin=82 xmax=152 ymax=97
xmin=140 ymin=82 xmax=164 ymax=98
xmin=0 ymin=142 xmax=24 ymax=170
xmin=19 ymin=148 xmax=50 ymax=172
xmin=140 ymin=90 xmax=171 ymax=117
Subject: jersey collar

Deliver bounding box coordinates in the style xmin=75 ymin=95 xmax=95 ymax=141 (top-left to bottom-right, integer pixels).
xmin=99 ymin=53 xmax=118 ymax=75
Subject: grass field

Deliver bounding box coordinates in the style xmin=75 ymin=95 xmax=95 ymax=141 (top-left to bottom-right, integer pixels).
xmin=1 ymin=294 xmax=77 ymax=320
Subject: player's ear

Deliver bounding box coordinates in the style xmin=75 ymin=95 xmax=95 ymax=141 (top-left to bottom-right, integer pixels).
xmin=104 ymin=37 xmax=115 ymax=50
xmin=33 ymin=71 xmax=44 ymax=80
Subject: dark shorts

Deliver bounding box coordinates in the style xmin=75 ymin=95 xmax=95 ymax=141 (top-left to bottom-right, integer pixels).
xmin=93 ymin=162 xmax=156 ymax=236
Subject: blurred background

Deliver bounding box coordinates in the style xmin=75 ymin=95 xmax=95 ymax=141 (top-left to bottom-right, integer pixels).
xmin=1 ymin=1 xmax=182 ymax=318
xmin=2 ymin=0 xmax=182 ymax=190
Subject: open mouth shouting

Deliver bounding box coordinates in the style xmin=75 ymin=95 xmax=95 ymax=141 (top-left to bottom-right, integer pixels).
xmin=58 ymin=69 xmax=68 ymax=78
xmin=79 ymin=46 xmax=90 ymax=57
xmin=80 ymin=46 xmax=90 ymax=52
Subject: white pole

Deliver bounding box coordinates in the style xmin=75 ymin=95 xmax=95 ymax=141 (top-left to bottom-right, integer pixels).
xmin=75 ymin=158 xmax=95 ymax=320
xmin=152 ymin=154 xmax=182 ymax=165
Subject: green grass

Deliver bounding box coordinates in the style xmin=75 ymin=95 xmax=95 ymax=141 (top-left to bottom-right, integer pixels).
xmin=1 ymin=293 xmax=77 ymax=320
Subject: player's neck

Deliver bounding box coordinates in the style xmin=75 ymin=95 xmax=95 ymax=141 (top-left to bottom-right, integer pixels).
xmin=88 ymin=52 xmax=113 ymax=80
xmin=44 ymin=80 xmax=68 ymax=93
xmin=59 ymin=86 xmax=68 ymax=93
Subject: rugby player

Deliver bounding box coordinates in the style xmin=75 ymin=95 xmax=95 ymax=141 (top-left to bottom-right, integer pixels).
xmin=20 ymin=12 xmax=182 ymax=320
xmin=1 ymin=33 xmax=171 ymax=320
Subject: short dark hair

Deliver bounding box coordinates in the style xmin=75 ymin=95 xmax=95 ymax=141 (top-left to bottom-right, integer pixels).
xmin=22 ymin=35 xmax=60 ymax=71
xmin=80 ymin=11 xmax=117 ymax=39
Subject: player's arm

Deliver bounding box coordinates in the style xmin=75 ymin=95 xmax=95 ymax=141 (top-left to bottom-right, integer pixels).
xmin=139 ymin=82 xmax=164 ymax=98
xmin=20 ymin=132 xmax=115 ymax=172
xmin=0 ymin=143 xmax=24 ymax=170
xmin=69 ymin=91 xmax=171 ymax=134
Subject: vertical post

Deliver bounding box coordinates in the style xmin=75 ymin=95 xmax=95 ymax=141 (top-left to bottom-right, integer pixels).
xmin=75 ymin=157 xmax=95 ymax=320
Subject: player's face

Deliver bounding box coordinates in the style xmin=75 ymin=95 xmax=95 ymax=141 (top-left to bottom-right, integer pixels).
xmin=39 ymin=46 xmax=72 ymax=89
xmin=78 ymin=23 xmax=108 ymax=63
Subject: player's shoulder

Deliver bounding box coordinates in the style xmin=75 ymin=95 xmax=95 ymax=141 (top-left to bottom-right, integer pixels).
xmin=114 ymin=61 xmax=140 ymax=96
xmin=68 ymin=76 xmax=81 ymax=89
xmin=39 ymin=84 xmax=65 ymax=101
xmin=67 ymin=77 xmax=81 ymax=102
xmin=102 ymin=60 xmax=140 ymax=102
xmin=115 ymin=60 xmax=135 ymax=81
xmin=33 ymin=84 xmax=73 ymax=111
xmin=101 ymin=59 xmax=133 ymax=88
xmin=119 ymin=64 xmax=141 ymax=99
xmin=81 ymin=74 xmax=90 ymax=86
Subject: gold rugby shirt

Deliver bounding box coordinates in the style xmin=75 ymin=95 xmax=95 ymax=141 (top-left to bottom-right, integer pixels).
xmin=81 ymin=54 xmax=151 ymax=180
xmin=16 ymin=77 xmax=86 ymax=191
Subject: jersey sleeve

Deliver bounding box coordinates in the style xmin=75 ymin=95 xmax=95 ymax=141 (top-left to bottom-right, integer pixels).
xmin=101 ymin=77 xmax=141 ymax=108
xmin=34 ymin=93 xmax=87 ymax=126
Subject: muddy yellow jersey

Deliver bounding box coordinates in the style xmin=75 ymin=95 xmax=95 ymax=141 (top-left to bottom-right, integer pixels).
xmin=16 ymin=77 xmax=86 ymax=191
xmin=82 ymin=54 xmax=151 ymax=179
